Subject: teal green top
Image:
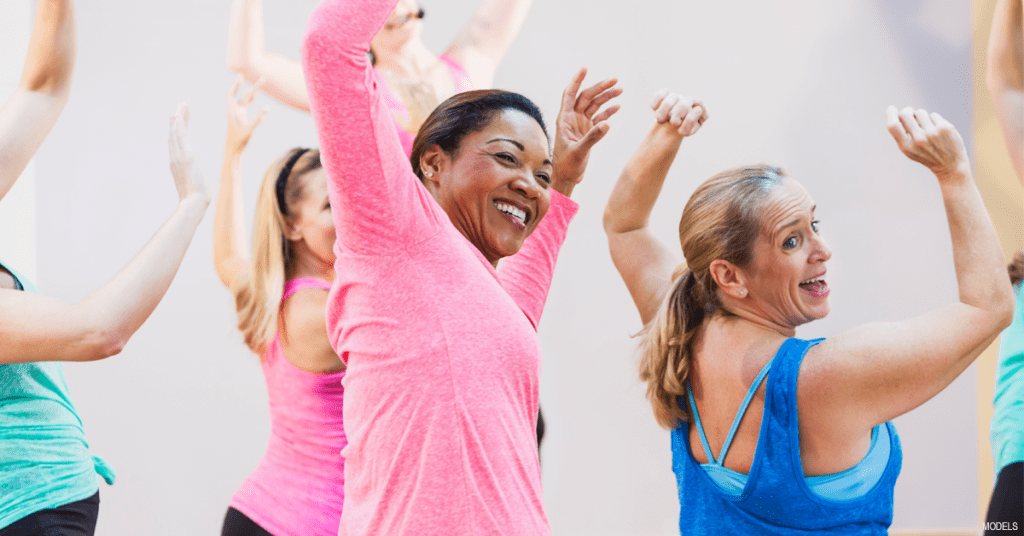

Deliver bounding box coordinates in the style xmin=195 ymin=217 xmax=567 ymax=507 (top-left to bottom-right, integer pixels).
xmin=993 ymin=285 xmax=1024 ymax=473
xmin=0 ymin=260 xmax=115 ymax=529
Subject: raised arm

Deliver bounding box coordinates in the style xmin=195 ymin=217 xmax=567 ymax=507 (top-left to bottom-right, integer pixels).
xmin=0 ymin=0 xmax=75 ymax=200
xmin=496 ymin=69 xmax=619 ymax=326
xmin=214 ymin=77 xmax=268 ymax=288
xmin=802 ymin=107 xmax=1015 ymax=438
xmin=227 ymin=0 xmax=311 ymax=112
xmin=444 ymin=0 xmax=532 ymax=88
xmin=302 ymin=0 xmax=432 ymax=252
xmin=0 ymin=105 xmax=210 ymax=363
xmin=604 ymin=89 xmax=708 ymax=325
xmin=987 ymin=0 xmax=1024 ymax=182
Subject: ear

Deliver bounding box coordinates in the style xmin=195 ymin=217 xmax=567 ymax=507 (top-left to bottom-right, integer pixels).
xmin=709 ymin=259 xmax=747 ymax=300
xmin=283 ymin=218 xmax=303 ymax=242
xmin=418 ymin=145 xmax=448 ymax=187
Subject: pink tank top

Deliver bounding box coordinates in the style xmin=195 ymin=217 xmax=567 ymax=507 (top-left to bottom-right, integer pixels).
xmin=372 ymin=54 xmax=475 ymax=157
xmin=229 ymin=278 xmax=347 ymax=536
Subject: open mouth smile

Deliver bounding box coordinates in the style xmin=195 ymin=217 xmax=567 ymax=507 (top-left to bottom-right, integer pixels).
xmin=798 ymin=274 xmax=830 ymax=298
xmin=493 ymin=199 xmax=530 ymax=229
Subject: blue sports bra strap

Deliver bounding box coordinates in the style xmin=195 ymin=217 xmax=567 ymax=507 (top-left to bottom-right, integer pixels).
xmin=686 ymin=382 xmax=718 ymax=464
xmin=717 ymin=357 xmax=775 ymax=466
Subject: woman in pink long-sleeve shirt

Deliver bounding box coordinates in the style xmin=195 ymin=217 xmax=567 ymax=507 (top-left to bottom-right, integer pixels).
xmin=302 ymin=0 xmax=619 ymax=533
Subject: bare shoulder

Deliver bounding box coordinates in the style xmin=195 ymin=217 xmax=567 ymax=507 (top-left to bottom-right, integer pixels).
xmin=280 ymin=287 xmax=344 ymax=373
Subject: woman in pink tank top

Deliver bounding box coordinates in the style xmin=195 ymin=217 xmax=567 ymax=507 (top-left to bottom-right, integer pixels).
xmin=226 ymin=0 xmax=532 ymax=156
xmin=212 ymin=78 xmax=346 ymax=536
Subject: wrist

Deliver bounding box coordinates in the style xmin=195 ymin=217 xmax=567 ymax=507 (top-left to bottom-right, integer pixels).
xmin=933 ymin=162 xmax=972 ymax=185
xmin=551 ymin=179 xmax=576 ymax=198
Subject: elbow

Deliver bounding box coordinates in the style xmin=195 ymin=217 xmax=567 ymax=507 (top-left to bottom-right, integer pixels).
xmin=602 ymin=205 xmax=616 ymax=235
xmin=85 ymin=327 xmax=126 ymax=361
xmin=996 ymin=292 xmax=1016 ymax=331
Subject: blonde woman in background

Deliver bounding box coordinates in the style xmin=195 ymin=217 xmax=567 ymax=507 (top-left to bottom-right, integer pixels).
xmin=984 ymin=0 xmax=1024 ymax=532
xmin=227 ymin=0 xmax=533 ymax=156
xmin=213 ymin=76 xmax=345 ymax=536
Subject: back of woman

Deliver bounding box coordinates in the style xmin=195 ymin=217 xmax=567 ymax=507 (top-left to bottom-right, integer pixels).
xmin=228 ymin=278 xmax=346 ymax=536
xmin=674 ymin=338 xmax=901 ymax=534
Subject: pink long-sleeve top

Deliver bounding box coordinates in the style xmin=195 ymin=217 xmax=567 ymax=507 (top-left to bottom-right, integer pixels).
xmin=302 ymin=1 xmax=576 ymax=534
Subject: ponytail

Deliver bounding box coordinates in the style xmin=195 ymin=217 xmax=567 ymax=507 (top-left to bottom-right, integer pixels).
xmin=637 ymin=164 xmax=785 ymax=429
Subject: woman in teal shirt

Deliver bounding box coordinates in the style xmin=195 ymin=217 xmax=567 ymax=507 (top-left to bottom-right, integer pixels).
xmin=986 ymin=1 xmax=1024 ymax=532
xmin=0 ymin=2 xmax=209 ymax=533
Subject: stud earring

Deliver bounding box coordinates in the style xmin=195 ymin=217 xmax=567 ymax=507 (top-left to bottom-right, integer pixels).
xmin=425 ymin=171 xmax=434 ymax=177
xmin=738 ymin=289 xmax=746 ymax=296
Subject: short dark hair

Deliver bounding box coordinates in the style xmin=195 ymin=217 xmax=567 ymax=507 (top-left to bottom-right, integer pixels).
xmin=409 ymin=89 xmax=548 ymax=182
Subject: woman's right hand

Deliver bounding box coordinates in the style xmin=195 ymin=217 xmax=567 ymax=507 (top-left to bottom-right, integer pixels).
xmin=650 ymin=88 xmax=708 ymax=138
xmin=226 ymin=75 xmax=269 ymax=156
xmin=886 ymin=106 xmax=969 ymax=181
xmin=169 ymin=103 xmax=210 ymax=205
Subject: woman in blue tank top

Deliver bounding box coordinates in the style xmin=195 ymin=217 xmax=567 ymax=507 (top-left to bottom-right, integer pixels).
xmin=603 ymin=90 xmax=1014 ymax=534
xmin=0 ymin=2 xmax=209 ymax=533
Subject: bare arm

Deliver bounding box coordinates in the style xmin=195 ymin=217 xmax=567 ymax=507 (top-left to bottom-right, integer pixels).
xmin=214 ymin=77 xmax=268 ymax=288
xmin=0 ymin=0 xmax=75 ymax=200
xmin=802 ymin=107 xmax=1015 ymax=436
xmin=0 ymin=105 xmax=211 ymax=363
xmin=987 ymin=0 xmax=1024 ymax=182
xmin=604 ymin=90 xmax=708 ymax=324
xmin=444 ymin=0 xmax=532 ymax=88
xmin=227 ymin=0 xmax=310 ymax=112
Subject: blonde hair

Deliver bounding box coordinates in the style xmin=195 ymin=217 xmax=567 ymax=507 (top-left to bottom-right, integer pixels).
xmin=639 ymin=164 xmax=785 ymax=429
xmin=231 ymin=148 xmax=322 ymax=354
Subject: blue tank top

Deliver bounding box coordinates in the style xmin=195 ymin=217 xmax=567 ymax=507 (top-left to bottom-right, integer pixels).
xmin=0 ymin=260 xmax=115 ymax=529
xmin=671 ymin=338 xmax=902 ymax=534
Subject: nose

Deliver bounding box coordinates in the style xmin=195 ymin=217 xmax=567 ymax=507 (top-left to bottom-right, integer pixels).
xmin=810 ymin=233 xmax=832 ymax=263
xmin=510 ymin=172 xmax=542 ymax=200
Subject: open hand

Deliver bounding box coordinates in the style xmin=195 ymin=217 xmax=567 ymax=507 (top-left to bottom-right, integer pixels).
xmin=886 ymin=106 xmax=969 ymax=180
xmin=169 ymin=103 xmax=210 ymax=204
xmin=650 ymin=88 xmax=708 ymax=137
xmin=226 ymin=74 xmax=270 ymax=156
xmin=552 ymin=68 xmax=622 ymax=194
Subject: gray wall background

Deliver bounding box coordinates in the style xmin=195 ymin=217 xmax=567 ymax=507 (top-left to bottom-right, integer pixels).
xmin=3 ymin=0 xmax=978 ymax=534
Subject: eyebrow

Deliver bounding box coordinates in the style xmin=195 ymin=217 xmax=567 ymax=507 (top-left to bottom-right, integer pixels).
xmin=486 ymin=138 xmax=553 ymax=167
xmin=775 ymin=205 xmax=817 ymax=236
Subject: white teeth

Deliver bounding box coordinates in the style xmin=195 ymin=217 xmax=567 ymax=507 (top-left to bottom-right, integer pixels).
xmin=494 ymin=201 xmax=526 ymax=223
xmin=800 ymin=276 xmax=825 ymax=285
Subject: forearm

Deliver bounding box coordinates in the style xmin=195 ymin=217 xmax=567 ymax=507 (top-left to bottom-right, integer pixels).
xmin=20 ymin=0 xmax=75 ymax=98
xmin=80 ymin=196 xmax=208 ymax=351
xmin=452 ymin=0 xmax=532 ymax=60
xmin=603 ymin=123 xmax=683 ymax=234
xmin=247 ymin=53 xmax=310 ymax=111
xmin=989 ymin=0 xmax=1024 ymax=181
xmin=987 ymin=0 xmax=1023 ymax=94
xmin=213 ymin=149 xmax=248 ymax=287
xmin=939 ymin=167 xmax=1015 ymax=321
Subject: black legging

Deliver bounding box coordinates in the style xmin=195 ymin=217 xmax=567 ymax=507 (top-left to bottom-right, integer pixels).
xmin=0 ymin=492 xmax=99 ymax=536
xmin=985 ymin=462 xmax=1023 ymax=535
xmin=221 ymin=508 xmax=272 ymax=536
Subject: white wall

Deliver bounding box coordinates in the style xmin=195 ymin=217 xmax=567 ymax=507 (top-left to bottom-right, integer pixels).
xmin=18 ymin=0 xmax=978 ymax=534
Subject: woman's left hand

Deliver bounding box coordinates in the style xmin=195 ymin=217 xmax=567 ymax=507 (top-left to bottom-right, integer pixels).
xmin=552 ymin=68 xmax=621 ymax=196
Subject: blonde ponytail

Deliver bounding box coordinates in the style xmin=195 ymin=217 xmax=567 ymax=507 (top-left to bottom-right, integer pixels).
xmin=231 ymin=148 xmax=321 ymax=355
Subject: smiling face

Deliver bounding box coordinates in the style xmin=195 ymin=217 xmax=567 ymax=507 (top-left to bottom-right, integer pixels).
xmin=422 ymin=109 xmax=553 ymax=265
xmin=738 ymin=178 xmax=832 ymax=329
xmin=286 ymin=167 xmax=337 ymax=269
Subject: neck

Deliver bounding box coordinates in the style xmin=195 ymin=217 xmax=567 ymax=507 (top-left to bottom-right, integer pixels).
xmin=286 ymin=248 xmax=335 ymax=283
xmin=374 ymin=39 xmax=437 ymax=76
xmin=715 ymin=303 xmax=796 ymax=339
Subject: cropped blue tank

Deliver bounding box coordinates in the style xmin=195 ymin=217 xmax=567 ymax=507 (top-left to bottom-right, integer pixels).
xmin=671 ymin=338 xmax=902 ymax=534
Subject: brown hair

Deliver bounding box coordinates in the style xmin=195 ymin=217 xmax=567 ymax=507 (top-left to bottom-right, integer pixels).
xmin=409 ymin=89 xmax=547 ymax=182
xmin=1010 ymin=250 xmax=1024 ymax=287
xmin=231 ymin=148 xmax=322 ymax=354
xmin=639 ymin=164 xmax=786 ymax=429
